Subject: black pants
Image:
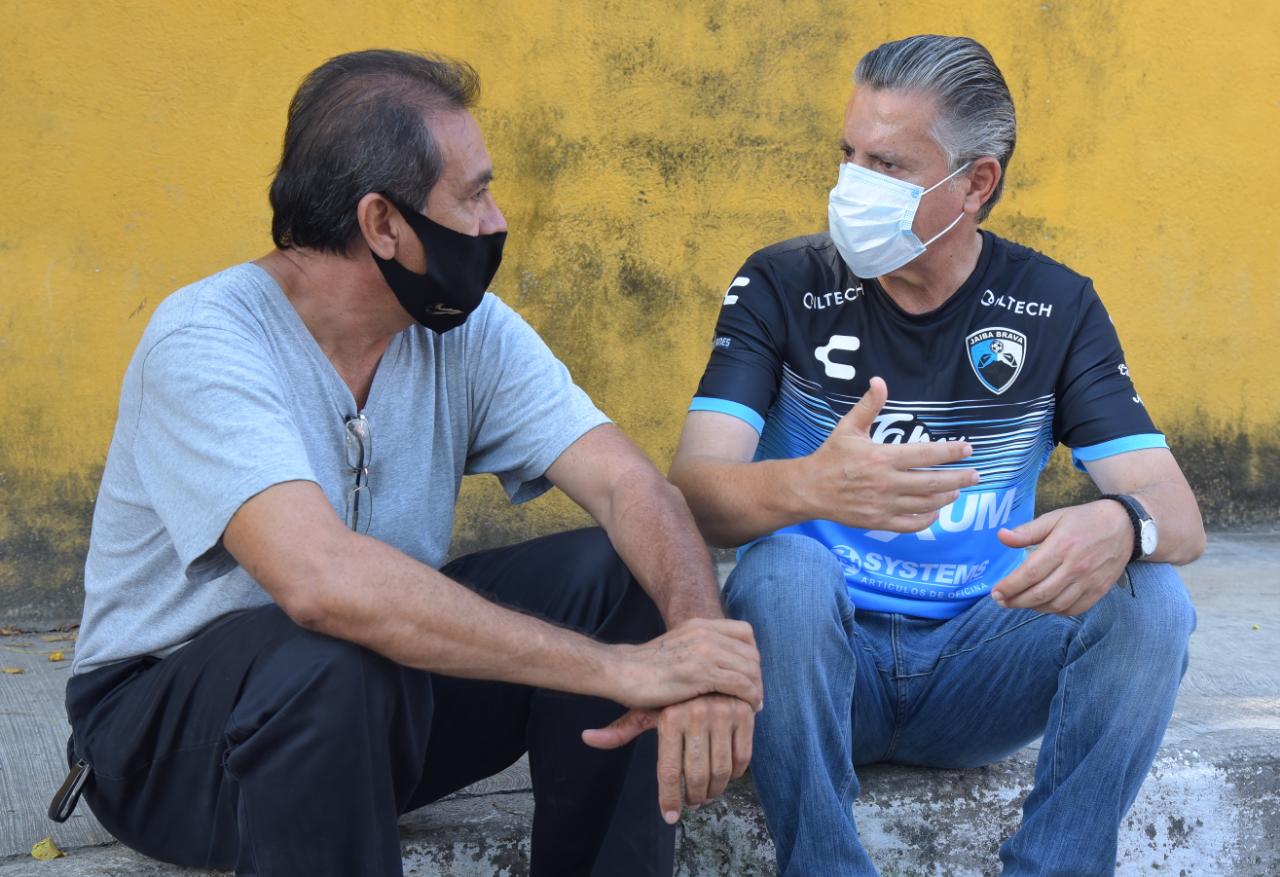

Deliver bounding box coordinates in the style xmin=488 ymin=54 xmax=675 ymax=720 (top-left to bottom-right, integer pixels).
xmin=65 ymin=528 xmax=674 ymax=876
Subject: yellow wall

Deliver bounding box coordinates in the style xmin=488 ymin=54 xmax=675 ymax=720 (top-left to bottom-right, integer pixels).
xmin=3 ymin=0 xmax=1277 ymax=621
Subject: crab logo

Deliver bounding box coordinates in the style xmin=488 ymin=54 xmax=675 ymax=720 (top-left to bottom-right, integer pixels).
xmin=830 ymin=544 xmax=863 ymax=577
xmin=966 ymin=327 xmax=1026 ymax=395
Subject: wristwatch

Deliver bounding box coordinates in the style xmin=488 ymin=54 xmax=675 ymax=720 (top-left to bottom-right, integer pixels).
xmin=1101 ymin=494 xmax=1157 ymax=562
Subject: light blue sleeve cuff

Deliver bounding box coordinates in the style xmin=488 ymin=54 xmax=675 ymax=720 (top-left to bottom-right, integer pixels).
xmin=689 ymin=396 xmax=765 ymax=435
xmin=1071 ymin=433 xmax=1168 ymax=471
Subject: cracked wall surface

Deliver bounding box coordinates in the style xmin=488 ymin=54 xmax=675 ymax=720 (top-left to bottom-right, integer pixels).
xmin=3 ymin=1 xmax=1278 ymax=624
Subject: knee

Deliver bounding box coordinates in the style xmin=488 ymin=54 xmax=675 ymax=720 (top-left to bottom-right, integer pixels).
xmin=1085 ymin=563 xmax=1196 ymax=667
xmin=223 ymin=633 xmax=433 ymax=791
xmin=256 ymin=632 xmax=426 ymax=728
xmin=723 ymin=534 xmax=848 ymax=632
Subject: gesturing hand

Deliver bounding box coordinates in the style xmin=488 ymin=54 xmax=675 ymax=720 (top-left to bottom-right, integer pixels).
xmin=991 ymin=500 xmax=1134 ymax=616
xmin=803 ymin=377 xmax=980 ymax=532
xmin=582 ymin=693 xmax=754 ymax=825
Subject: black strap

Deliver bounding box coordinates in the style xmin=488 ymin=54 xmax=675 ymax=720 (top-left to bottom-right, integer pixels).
xmin=48 ymin=759 xmax=91 ymax=823
xmin=1100 ymin=494 xmax=1143 ymax=563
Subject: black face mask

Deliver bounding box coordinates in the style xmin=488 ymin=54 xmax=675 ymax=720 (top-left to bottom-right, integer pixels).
xmin=370 ymin=194 xmax=507 ymax=334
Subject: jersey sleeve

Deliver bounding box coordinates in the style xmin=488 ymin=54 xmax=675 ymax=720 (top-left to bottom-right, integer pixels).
xmin=1054 ymin=282 xmax=1167 ymax=469
xmin=689 ymin=257 xmax=788 ymax=434
xmin=462 ymin=295 xmax=611 ymax=504
xmin=133 ymin=327 xmax=318 ymax=583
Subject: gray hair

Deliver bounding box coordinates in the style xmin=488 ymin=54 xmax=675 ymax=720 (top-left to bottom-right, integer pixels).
xmin=854 ymin=35 xmax=1016 ymax=222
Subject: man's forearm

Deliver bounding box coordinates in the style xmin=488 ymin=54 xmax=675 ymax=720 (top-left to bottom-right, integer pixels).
xmin=596 ymin=464 xmax=731 ymax=625
xmin=1121 ymin=479 xmax=1205 ymax=565
xmin=289 ymin=530 xmax=626 ymax=697
xmin=667 ymin=455 xmax=812 ymax=549
xmin=1084 ymin=449 xmax=1206 ymax=567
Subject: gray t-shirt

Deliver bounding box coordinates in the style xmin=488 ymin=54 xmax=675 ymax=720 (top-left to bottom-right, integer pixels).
xmin=73 ymin=263 xmax=609 ymax=674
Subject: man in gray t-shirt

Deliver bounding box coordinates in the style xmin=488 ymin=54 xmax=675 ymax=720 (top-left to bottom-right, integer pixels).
xmin=56 ymin=50 xmax=759 ymax=877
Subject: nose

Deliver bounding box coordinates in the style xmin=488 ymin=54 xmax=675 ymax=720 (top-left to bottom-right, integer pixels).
xmin=480 ymin=197 xmax=507 ymax=236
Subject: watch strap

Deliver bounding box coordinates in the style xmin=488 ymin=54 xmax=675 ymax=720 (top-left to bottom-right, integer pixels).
xmin=1100 ymin=493 xmax=1148 ymax=563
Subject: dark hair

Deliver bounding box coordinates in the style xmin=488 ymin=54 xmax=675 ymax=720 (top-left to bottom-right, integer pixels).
xmin=855 ymin=35 xmax=1016 ymax=222
xmin=269 ymin=49 xmax=480 ymax=254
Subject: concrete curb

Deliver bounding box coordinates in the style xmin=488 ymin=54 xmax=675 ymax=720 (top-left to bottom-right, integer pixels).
xmin=1 ymin=534 xmax=1277 ymax=875
xmin=3 ymin=749 xmax=1276 ymax=876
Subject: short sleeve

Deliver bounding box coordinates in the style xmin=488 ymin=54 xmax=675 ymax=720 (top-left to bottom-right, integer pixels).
xmin=134 ymin=327 xmax=317 ymax=581
xmin=689 ymin=258 xmax=788 ymax=434
xmin=463 ymin=296 xmax=610 ymax=503
xmin=1054 ymin=283 xmax=1167 ymax=468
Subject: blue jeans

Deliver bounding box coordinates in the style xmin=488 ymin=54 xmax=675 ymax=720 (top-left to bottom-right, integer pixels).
xmin=723 ymin=534 xmax=1195 ymax=877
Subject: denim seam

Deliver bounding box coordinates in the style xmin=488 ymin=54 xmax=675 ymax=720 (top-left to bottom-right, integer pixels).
xmin=836 ymin=656 xmax=858 ymax=811
xmin=934 ymin=613 xmax=1053 ymax=663
xmin=1051 ymin=663 xmax=1072 ymax=793
xmin=1074 ymin=613 xmax=1098 ymax=653
xmin=855 ymin=640 xmax=882 ymax=667
xmin=884 ymin=616 xmax=906 ymax=761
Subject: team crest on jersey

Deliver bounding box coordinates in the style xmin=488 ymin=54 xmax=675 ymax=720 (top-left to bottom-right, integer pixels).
xmin=966 ymin=327 xmax=1026 ymax=395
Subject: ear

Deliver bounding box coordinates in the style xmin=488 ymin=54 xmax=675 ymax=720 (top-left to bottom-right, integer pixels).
xmin=356 ymin=193 xmax=401 ymax=260
xmin=963 ymin=156 xmax=1002 ymax=217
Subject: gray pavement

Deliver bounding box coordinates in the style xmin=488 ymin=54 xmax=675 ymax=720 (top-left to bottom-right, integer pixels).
xmin=1 ymin=533 xmax=1277 ymax=875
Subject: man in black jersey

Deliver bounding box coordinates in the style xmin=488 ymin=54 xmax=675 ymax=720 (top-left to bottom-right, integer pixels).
xmin=670 ymin=35 xmax=1204 ymax=877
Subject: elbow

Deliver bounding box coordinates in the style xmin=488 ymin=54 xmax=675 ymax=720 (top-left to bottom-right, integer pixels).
xmin=660 ymin=476 xmax=728 ymax=546
xmin=1181 ymin=501 xmax=1207 ymax=564
xmin=700 ymin=525 xmax=744 ymax=550
xmin=1173 ymin=524 xmax=1207 ymax=565
xmin=666 ymin=464 xmax=724 ymax=545
xmin=265 ymin=549 xmax=349 ymax=636
xmin=1165 ymin=506 xmax=1207 ymax=566
xmin=666 ymin=464 xmax=696 ymax=512
xmin=671 ymin=491 xmax=735 ymax=549
xmin=277 ymin=586 xmax=334 ymax=633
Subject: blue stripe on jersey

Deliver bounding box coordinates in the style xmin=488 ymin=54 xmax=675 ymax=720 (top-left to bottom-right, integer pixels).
xmin=690 ymin=396 xmax=766 ymax=434
xmin=1070 ymin=433 xmax=1168 ymax=470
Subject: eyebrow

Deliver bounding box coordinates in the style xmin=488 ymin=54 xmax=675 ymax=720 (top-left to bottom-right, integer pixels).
xmin=463 ymin=168 xmax=494 ymax=191
xmin=841 ymin=140 xmax=908 ymax=167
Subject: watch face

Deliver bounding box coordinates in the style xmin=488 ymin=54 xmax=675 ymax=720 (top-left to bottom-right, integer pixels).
xmin=1140 ymin=519 xmax=1158 ymax=556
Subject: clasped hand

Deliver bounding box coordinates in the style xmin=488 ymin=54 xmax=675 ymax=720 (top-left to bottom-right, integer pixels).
xmin=583 ymin=617 xmax=760 ymax=824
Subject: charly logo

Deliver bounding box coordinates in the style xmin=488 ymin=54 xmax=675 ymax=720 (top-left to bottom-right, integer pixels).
xmin=966 ymin=327 xmax=1026 ymax=395
xmin=814 ymin=334 xmax=860 ymax=380
xmin=723 ymin=276 xmax=750 ymax=306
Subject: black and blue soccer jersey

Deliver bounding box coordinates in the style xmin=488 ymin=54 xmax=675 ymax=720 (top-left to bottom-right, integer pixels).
xmin=691 ymin=230 xmax=1166 ymax=619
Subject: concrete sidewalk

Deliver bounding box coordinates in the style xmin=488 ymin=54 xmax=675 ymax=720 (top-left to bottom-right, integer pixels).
xmin=1 ymin=534 xmax=1277 ymax=875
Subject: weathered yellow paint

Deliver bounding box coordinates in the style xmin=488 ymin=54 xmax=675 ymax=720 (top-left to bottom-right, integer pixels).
xmin=2 ymin=1 xmax=1277 ymax=620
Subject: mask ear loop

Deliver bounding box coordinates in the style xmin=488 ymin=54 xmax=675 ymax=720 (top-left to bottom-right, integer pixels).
xmin=919 ymin=161 xmax=973 ymax=247
xmin=922 ymin=211 xmax=966 ymax=247
xmin=921 ymin=160 xmax=973 ymax=196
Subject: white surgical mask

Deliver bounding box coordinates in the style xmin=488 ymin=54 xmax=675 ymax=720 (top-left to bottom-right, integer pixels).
xmin=828 ymin=161 xmax=970 ymax=278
